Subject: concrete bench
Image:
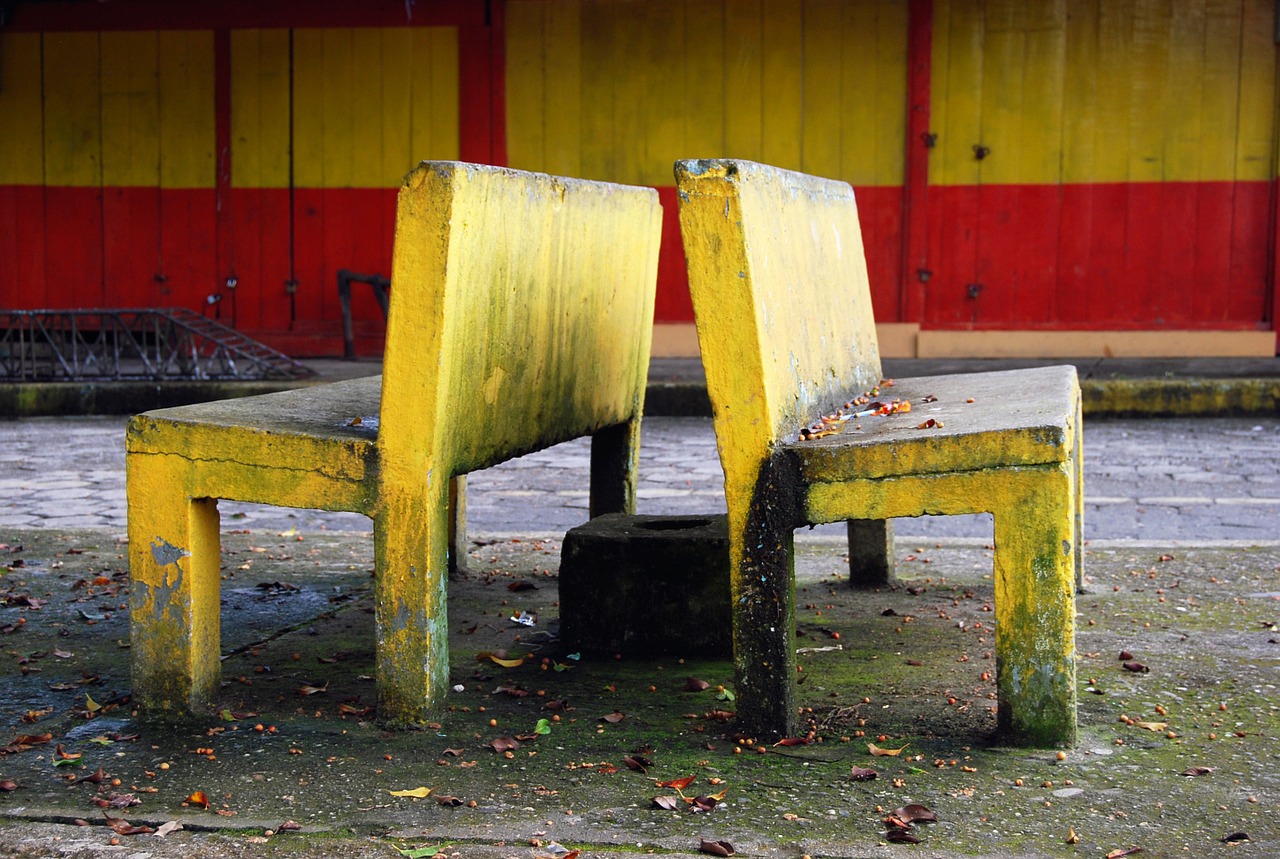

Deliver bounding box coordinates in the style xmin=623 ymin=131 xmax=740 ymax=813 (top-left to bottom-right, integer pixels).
xmin=127 ymin=162 xmax=663 ymax=726
xmin=675 ymin=159 xmax=1082 ymax=747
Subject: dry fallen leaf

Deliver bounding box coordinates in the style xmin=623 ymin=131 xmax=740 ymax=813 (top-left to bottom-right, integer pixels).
xmin=868 ymin=742 xmax=909 ymax=757
xmin=685 ymin=677 xmax=711 ymax=692
xmin=885 ymin=829 xmax=921 ymax=844
xmin=1134 ymin=721 xmax=1167 ymax=732
xmin=654 ymin=775 xmax=696 ymax=791
xmin=154 ymin=820 xmax=183 ymax=838
xmin=1181 ymin=766 xmax=1214 ymax=777
xmin=652 ymin=795 xmax=681 ymax=811
xmin=893 ymin=804 xmax=937 ymax=824
xmin=698 ymin=838 xmax=735 ymax=856
xmin=1105 ymin=848 xmax=1143 ymax=858
xmin=849 ymin=766 xmax=878 ymax=781
xmin=184 ymin=790 xmax=211 ymax=809
xmin=388 ymin=787 xmax=433 ymax=799
xmin=104 ymin=814 xmax=154 ymax=836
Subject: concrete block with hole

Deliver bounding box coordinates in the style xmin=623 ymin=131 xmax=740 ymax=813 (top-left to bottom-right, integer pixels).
xmin=558 ymin=513 xmax=730 ymax=657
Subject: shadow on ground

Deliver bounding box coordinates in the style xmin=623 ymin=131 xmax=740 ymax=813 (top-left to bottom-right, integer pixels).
xmin=0 ymin=528 xmax=1276 ymax=858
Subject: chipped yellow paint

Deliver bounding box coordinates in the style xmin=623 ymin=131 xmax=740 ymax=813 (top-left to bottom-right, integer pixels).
xmin=676 ymin=159 xmax=1081 ymax=746
xmin=130 ymin=162 xmax=662 ymax=724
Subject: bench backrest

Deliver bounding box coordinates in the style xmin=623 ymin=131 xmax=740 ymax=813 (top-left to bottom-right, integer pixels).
xmin=380 ymin=162 xmax=662 ymax=477
xmin=676 ymin=159 xmax=882 ymax=464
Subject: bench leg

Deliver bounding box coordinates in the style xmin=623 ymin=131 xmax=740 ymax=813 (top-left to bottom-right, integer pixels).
xmin=1073 ymin=398 xmax=1086 ymax=594
xmin=449 ymin=475 xmax=467 ymax=574
xmin=589 ymin=419 xmax=640 ymax=517
xmin=846 ymin=518 xmax=895 ymax=586
xmin=993 ymin=467 xmax=1078 ymax=747
xmin=726 ymin=484 xmax=799 ymax=740
xmin=128 ymin=454 xmax=222 ymax=716
xmin=373 ymin=485 xmax=452 ymax=727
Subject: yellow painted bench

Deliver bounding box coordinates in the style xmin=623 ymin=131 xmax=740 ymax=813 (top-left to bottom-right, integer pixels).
xmin=675 ymin=160 xmax=1082 ymax=747
xmin=128 ymin=162 xmax=662 ymax=726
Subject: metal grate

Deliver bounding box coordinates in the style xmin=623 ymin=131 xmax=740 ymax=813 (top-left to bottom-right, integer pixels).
xmin=0 ymin=308 xmax=315 ymax=381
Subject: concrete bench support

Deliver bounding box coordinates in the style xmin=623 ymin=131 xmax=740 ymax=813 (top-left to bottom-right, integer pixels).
xmin=676 ymin=159 xmax=1082 ymax=747
xmin=559 ymin=513 xmax=731 ymax=657
xmin=128 ymin=163 xmax=662 ymax=726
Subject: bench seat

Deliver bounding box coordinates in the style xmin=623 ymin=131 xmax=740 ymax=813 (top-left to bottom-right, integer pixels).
xmin=786 ymin=366 xmax=1077 ymax=484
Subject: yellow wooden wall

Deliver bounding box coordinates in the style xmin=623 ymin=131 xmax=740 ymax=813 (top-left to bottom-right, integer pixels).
xmin=504 ymin=0 xmax=909 ymax=189
xmin=930 ymin=0 xmax=1276 ymax=188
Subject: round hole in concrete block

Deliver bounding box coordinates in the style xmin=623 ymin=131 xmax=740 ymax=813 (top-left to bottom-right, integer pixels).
xmin=635 ymin=517 xmax=714 ymax=531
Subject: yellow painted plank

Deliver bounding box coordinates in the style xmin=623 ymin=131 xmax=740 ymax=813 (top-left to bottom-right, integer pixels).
xmin=1017 ymin=1 xmax=1066 ymax=184
xmin=1236 ymin=0 xmax=1276 ymax=180
xmin=605 ymin=0 xmax=662 ymax=185
xmin=801 ymin=0 xmax=843 ymax=178
xmin=1061 ymin=0 xmax=1100 ymax=182
xmin=978 ymin=0 xmax=1027 ymax=185
xmin=541 ymin=3 xmax=581 ymax=176
xmin=638 ymin=0 xmax=686 ymax=186
xmin=760 ymin=0 xmax=802 ymax=170
xmin=723 ymin=0 xmax=763 ymax=159
xmin=1091 ymin=0 xmax=1134 ymax=180
xmin=1165 ymin=0 xmax=1207 ymax=180
xmin=1127 ymin=0 xmax=1170 ymax=182
xmin=230 ymin=29 xmax=292 ymax=189
xmin=159 ymin=31 xmax=216 ymax=188
xmin=578 ymin=1 xmax=616 ymax=181
xmin=101 ymin=31 xmax=159 ymax=188
xmin=44 ymin=32 xmax=102 ymax=187
xmin=503 ymin=0 xmax=546 ymax=171
xmin=379 ymin=28 xmax=414 ymax=179
xmin=346 ymin=28 xmax=384 ymax=187
xmin=871 ymin=0 xmax=909 ymax=185
xmin=0 ymin=33 xmax=44 ymax=185
xmin=931 ymin=0 xmax=983 ymax=186
xmin=291 ymin=29 xmax=326 ymax=188
xmin=425 ymin=27 xmax=460 ymax=162
xmin=1196 ymin=0 xmax=1243 ymax=181
xmin=321 ymin=28 xmax=356 ymax=188
xmin=682 ymin=0 xmax=725 ymax=165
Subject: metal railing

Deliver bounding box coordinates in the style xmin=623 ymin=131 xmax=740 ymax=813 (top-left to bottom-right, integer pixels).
xmin=0 ymin=308 xmax=315 ymax=382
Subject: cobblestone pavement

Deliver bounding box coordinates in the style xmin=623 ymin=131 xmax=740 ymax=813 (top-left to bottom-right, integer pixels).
xmin=0 ymin=415 xmax=1277 ymax=544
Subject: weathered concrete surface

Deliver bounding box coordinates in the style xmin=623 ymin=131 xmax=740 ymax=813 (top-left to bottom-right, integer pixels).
xmin=0 ymin=527 xmax=1276 ymax=857
xmin=560 ymin=513 xmax=730 ymax=656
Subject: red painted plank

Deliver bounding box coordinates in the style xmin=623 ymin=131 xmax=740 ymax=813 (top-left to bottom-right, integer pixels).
xmin=1228 ymin=180 xmax=1272 ymax=325
xmin=653 ymin=186 xmax=691 ymax=323
xmin=0 ymin=186 xmax=49 ymax=308
xmin=102 ymin=186 xmax=161 ymax=308
xmin=855 ymin=186 xmax=907 ymax=325
xmin=159 ymin=188 xmax=219 ymax=310
xmin=43 ymin=186 xmax=105 ymax=308
xmin=225 ymin=187 xmax=293 ymax=332
xmin=923 ymin=185 xmax=980 ymax=325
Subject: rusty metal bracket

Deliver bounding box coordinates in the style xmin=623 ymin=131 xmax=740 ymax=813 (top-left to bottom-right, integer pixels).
xmin=337 ymin=268 xmax=391 ymax=360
